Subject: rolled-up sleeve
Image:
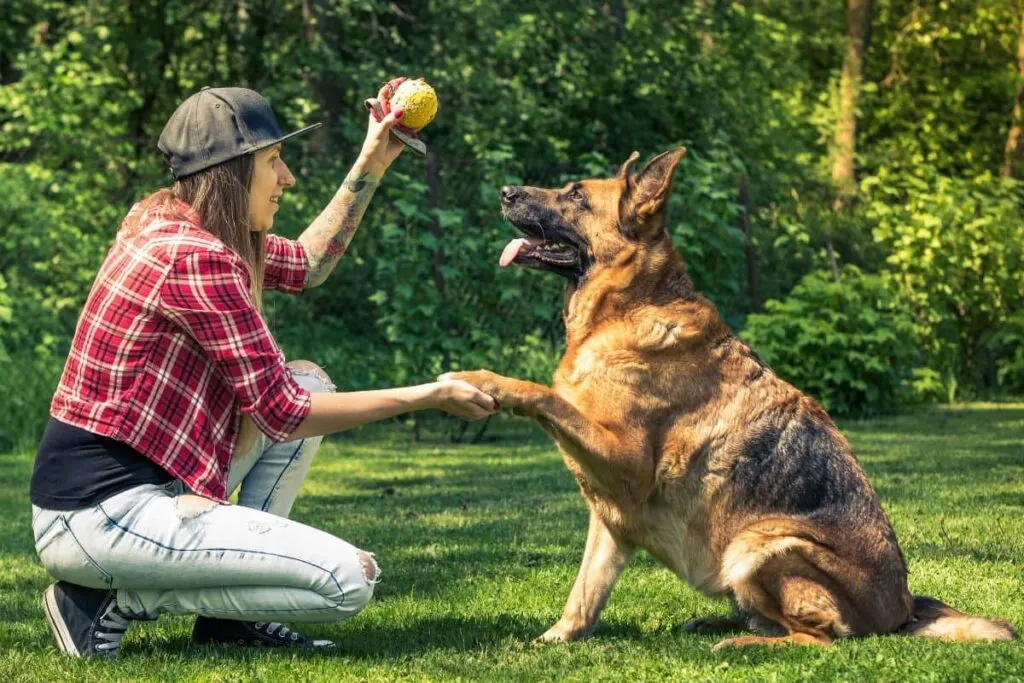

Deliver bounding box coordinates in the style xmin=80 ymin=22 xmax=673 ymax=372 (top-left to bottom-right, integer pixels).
xmin=159 ymin=247 xmax=311 ymax=441
xmin=264 ymin=234 xmax=308 ymax=294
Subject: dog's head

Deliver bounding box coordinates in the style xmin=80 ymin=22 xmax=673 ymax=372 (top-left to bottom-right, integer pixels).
xmin=498 ymin=147 xmax=687 ymax=280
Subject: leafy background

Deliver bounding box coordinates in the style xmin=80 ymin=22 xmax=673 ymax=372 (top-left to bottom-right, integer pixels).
xmin=2 ymin=0 xmax=1023 ymax=446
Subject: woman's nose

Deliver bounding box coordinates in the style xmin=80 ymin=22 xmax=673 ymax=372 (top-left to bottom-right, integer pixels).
xmin=279 ymin=160 xmax=296 ymax=188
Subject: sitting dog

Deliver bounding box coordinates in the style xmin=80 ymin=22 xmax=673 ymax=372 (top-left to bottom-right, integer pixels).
xmin=446 ymin=148 xmax=1015 ymax=649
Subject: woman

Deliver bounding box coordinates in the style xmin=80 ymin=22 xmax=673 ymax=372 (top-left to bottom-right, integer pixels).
xmin=30 ymin=81 xmax=497 ymax=659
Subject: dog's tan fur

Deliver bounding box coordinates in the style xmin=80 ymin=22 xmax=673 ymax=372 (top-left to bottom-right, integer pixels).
xmin=451 ymin=148 xmax=1016 ymax=649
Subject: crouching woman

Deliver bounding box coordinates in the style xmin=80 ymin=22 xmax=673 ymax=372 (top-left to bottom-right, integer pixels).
xmin=29 ymin=82 xmax=496 ymax=659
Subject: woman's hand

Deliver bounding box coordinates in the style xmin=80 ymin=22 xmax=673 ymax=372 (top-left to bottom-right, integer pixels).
xmin=358 ymin=77 xmax=409 ymax=177
xmin=431 ymin=378 xmax=500 ymax=421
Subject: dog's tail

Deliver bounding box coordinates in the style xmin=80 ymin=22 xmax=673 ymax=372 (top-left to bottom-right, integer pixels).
xmin=900 ymin=596 xmax=1016 ymax=642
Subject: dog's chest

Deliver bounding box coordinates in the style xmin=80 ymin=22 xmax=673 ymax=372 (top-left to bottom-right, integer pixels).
xmin=559 ymin=355 xmax=644 ymax=396
xmin=553 ymin=327 xmax=727 ymax=595
xmin=640 ymin=484 xmax=725 ymax=595
xmin=561 ymin=452 xmax=727 ymax=597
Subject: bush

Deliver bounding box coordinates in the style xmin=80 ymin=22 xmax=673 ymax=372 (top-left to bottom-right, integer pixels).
xmin=991 ymin=311 xmax=1024 ymax=395
xmin=741 ymin=266 xmax=920 ymax=418
xmin=865 ymin=170 xmax=1024 ymax=393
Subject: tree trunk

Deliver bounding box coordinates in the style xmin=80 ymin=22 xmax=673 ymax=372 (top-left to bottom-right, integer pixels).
xmin=426 ymin=153 xmax=448 ymax=301
xmin=737 ymin=173 xmax=759 ymax=310
xmin=695 ymin=0 xmax=715 ymax=53
xmin=300 ymin=0 xmax=349 ymax=159
xmin=825 ymin=233 xmax=841 ymax=283
xmin=601 ymin=1 xmax=627 ymax=41
xmin=471 ymin=415 xmax=494 ymax=444
xmin=832 ymin=0 xmax=873 ymax=200
xmin=301 ymin=0 xmax=327 ymax=157
xmin=827 ymin=0 xmax=873 ymax=283
xmin=1001 ymin=9 xmax=1024 ymax=179
xmin=125 ymin=0 xmax=171 ymax=200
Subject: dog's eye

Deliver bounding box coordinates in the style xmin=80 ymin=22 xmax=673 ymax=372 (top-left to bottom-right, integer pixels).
xmin=568 ymin=188 xmax=585 ymax=202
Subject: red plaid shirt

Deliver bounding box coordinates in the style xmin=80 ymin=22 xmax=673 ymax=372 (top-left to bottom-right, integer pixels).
xmin=51 ymin=196 xmax=312 ymax=501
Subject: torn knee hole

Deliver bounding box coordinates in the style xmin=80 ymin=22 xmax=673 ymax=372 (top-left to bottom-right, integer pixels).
xmin=286 ymin=359 xmax=333 ymax=387
xmin=357 ymin=551 xmax=379 ymax=584
xmin=175 ymin=494 xmax=217 ymax=520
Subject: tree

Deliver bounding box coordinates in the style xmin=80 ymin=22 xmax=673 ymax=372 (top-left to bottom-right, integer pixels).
xmin=1002 ymin=4 xmax=1024 ymax=179
xmin=825 ymin=0 xmax=874 ymax=282
xmin=832 ymin=0 xmax=873 ymax=199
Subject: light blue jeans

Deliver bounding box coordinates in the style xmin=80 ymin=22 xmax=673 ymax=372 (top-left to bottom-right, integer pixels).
xmin=32 ymin=364 xmax=378 ymax=623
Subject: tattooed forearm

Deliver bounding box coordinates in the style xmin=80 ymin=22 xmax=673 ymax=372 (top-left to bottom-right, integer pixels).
xmin=298 ymin=167 xmax=381 ymax=288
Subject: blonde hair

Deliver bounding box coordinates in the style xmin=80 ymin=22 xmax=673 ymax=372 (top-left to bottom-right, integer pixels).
xmin=129 ymin=153 xmax=266 ymax=310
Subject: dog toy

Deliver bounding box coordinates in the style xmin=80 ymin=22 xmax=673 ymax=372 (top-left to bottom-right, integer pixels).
xmin=391 ymin=79 xmax=438 ymax=129
xmin=363 ymin=78 xmax=438 ymax=157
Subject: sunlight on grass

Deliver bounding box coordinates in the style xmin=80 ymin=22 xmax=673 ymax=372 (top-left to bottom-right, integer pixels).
xmin=1 ymin=404 xmax=1021 ymax=681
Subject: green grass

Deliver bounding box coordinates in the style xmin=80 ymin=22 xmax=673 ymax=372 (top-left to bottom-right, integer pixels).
xmin=1 ymin=404 xmax=1022 ymax=682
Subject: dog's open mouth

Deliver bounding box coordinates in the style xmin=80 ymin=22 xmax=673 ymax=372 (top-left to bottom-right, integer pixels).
xmin=499 ymin=237 xmax=579 ymax=268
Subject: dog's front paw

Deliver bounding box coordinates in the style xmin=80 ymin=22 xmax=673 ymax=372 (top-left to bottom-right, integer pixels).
xmin=440 ymin=369 xmax=537 ymax=414
xmin=442 ymin=369 xmax=506 ymax=396
xmin=534 ymin=621 xmax=591 ymax=645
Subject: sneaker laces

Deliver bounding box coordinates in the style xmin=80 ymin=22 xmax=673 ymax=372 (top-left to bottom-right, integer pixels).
xmin=255 ymin=622 xmax=301 ymax=642
xmin=94 ymin=602 xmax=131 ymax=653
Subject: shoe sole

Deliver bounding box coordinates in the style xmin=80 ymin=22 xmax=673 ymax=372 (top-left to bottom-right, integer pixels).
xmin=42 ymin=585 xmax=83 ymax=658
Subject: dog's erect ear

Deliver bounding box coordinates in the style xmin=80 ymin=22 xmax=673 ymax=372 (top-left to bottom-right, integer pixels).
xmin=623 ymin=146 xmax=687 ymax=224
xmin=616 ymin=151 xmax=640 ymax=180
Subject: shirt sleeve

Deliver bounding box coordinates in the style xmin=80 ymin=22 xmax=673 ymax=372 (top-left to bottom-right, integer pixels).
xmin=264 ymin=234 xmax=308 ymax=294
xmin=158 ymin=247 xmax=311 ymax=442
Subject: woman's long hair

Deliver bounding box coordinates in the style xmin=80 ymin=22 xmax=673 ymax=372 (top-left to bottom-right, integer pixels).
xmin=127 ymin=153 xmax=265 ymax=310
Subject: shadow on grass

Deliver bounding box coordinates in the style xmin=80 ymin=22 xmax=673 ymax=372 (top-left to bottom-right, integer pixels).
xmin=128 ymin=614 xmax=553 ymax=661
xmin=299 ymin=405 xmax=1024 ymax=599
xmin=6 ymin=406 xmax=1022 ymax=664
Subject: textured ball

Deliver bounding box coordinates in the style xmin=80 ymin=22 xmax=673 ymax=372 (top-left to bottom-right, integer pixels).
xmin=391 ymin=79 xmax=438 ymax=130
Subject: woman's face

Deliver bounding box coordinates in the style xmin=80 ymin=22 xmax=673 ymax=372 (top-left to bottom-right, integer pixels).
xmin=249 ymin=144 xmax=295 ymax=232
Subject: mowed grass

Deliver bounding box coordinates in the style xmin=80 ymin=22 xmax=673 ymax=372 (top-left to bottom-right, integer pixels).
xmin=0 ymin=404 xmax=1022 ymax=682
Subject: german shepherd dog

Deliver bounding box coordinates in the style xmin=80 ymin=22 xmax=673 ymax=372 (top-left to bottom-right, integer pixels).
xmin=445 ymin=148 xmax=1016 ymax=649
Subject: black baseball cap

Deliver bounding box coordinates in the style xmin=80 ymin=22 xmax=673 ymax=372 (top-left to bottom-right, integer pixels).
xmin=158 ymin=86 xmax=321 ymax=179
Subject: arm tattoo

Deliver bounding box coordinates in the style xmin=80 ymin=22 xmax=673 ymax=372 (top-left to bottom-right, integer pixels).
xmin=298 ymin=169 xmax=380 ymax=288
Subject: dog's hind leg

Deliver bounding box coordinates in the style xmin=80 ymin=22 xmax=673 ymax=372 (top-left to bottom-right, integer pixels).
xmin=714 ymin=554 xmax=840 ymax=651
xmin=536 ymin=509 xmax=634 ymax=644
xmin=682 ymin=598 xmax=749 ymax=635
xmin=712 ymin=632 xmax=831 ymax=651
xmin=713 ymin=524 xmax=861 ymax=651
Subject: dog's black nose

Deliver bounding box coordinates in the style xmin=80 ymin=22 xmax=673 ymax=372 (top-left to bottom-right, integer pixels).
xmin=501 ymin=185 xmax=520 ymax=204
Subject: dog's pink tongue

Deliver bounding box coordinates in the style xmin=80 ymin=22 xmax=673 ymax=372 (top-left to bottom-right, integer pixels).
xmin=500 ymin=237 xmax=542 ymax=267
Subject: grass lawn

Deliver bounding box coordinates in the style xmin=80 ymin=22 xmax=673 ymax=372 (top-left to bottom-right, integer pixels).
xmin=1 ymin=404 xmax=1022 ymax=681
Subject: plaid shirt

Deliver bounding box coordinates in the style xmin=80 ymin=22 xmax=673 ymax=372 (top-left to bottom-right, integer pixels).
xmin=50 ymin=197 xmax=312 ymax=501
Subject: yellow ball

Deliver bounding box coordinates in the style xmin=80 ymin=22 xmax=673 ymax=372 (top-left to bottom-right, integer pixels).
xmin=391 ymin=79 xmax=438 ymax=130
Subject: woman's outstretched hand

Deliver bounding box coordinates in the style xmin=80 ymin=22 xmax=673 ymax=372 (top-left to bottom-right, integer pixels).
xmin=358 ymin=77 xmax=409 ymax=176
xmin=431 ymin=378 xmax=500 ymax=421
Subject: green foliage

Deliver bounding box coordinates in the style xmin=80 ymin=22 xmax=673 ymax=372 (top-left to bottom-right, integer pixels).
xmin=865 ymin=170 xmax=1024 ymax=393
xmin=861 ymin=0 xmax=1020 ymax=178
xmin=667 ymin=142 xmax=749 ymax=324
xmin=742 ymin=266 xmax=920 ymax=418
xmin=991 ymin=311 xmax=1024 ymax=394
xmin=2 ymin=0 xmax=1024 ymax=447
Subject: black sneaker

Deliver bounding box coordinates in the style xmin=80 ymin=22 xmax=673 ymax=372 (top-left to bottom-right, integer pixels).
xmin=42 ymin=582 xmax=133 ymax=659
xmin=192 ymin=617 xmax=335 ymax=649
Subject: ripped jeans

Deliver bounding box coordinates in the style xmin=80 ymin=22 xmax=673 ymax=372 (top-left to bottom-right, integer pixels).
xmin=31 ymin=364 xmax=378 ymax=623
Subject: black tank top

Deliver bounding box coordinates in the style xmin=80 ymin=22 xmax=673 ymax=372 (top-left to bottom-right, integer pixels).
xmin=30 ymin=417 xmax=173 ymax=510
